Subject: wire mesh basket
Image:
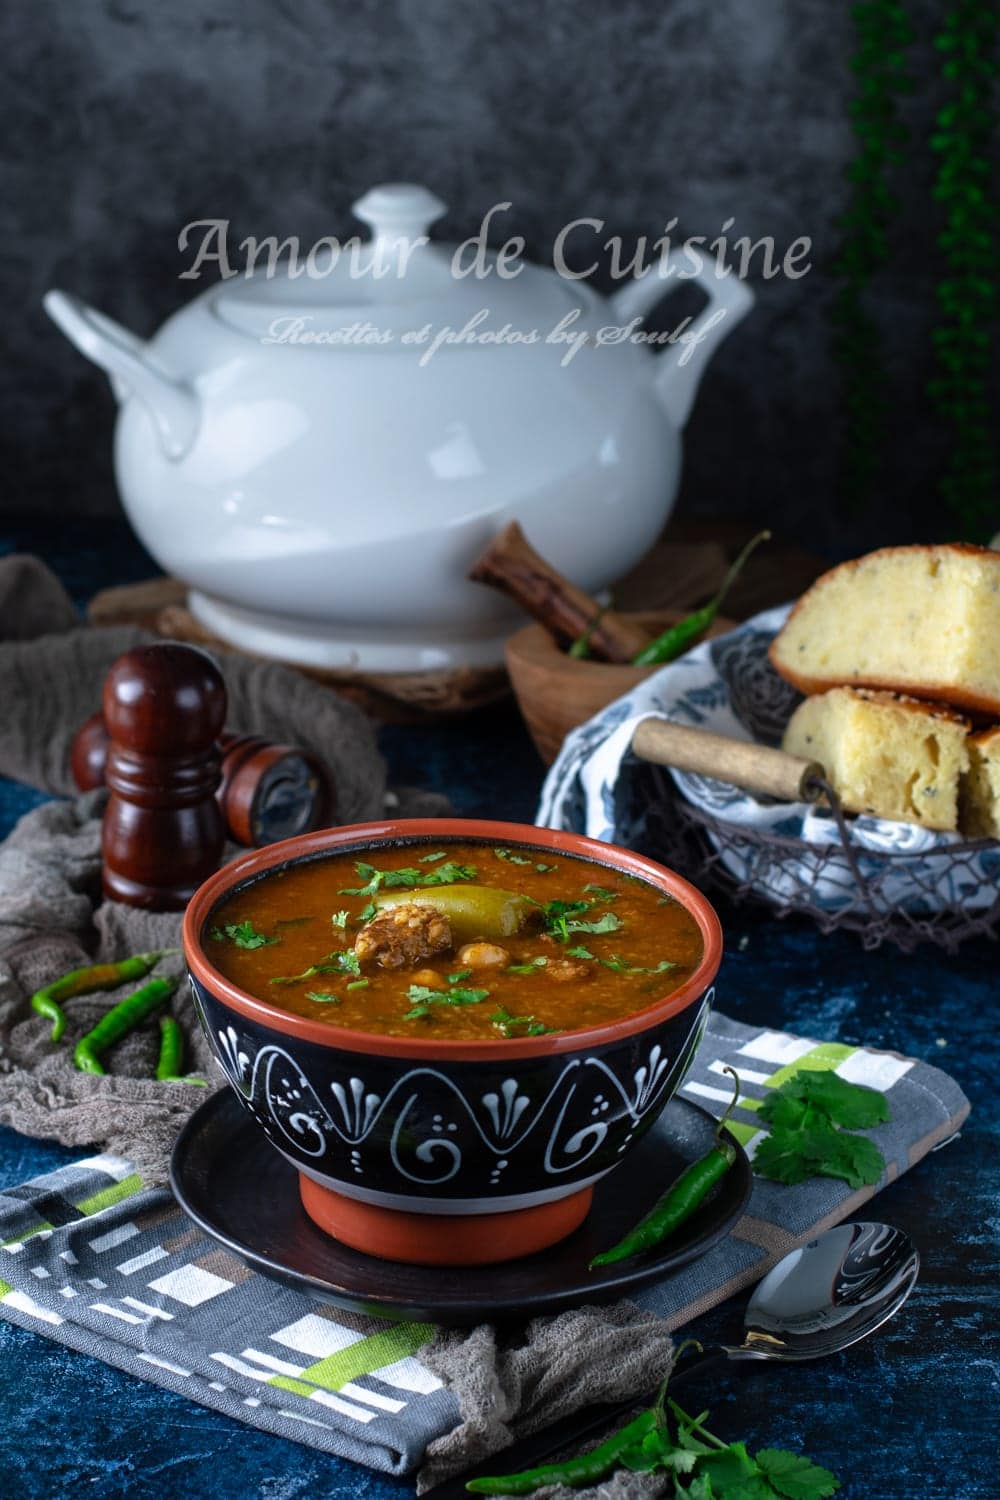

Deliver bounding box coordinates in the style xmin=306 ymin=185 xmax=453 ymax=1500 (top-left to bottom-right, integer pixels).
xmin=540 ymin=605 xmax=1000 ymax=956
xmin=641 ymin=762 xmax=1000 ymax=954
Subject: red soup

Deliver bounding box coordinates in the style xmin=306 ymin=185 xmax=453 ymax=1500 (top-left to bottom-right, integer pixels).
xmin=207 ymin=840 xmax=704 ymax=1042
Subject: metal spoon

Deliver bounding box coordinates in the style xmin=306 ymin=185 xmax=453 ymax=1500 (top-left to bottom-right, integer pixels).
xmin=724 ymin=1220 xmax=919 ymax=1365
xmin=433 ymin=1222 xmax=919 ymax=1496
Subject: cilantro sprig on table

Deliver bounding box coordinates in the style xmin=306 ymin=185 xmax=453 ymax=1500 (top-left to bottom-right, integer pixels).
xmin=210 ymin=920 xmax=278 ymax=950
xmin=469 ymin=1388 xmax=839 ymax=1498
xmin=622 ymin=1398 xmax=839 ymax=1499
xmin=339 ymin=860 xmax=477 ymax=896
xmin=753 ymin=1071 xmax=890 ymax=1190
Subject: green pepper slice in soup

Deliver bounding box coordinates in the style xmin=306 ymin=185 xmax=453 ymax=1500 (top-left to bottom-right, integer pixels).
xmin=372 ymin=884 xmax=536 ymax=942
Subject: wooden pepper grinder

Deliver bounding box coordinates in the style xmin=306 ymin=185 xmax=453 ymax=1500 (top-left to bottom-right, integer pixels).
xmin=73 ymin=716 xmax=333 ymax=847
xmin=102 ymin=643 xmax=227 ymax=909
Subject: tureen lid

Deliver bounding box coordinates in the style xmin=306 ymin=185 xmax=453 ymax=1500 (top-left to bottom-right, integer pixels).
xmin=210 ymin=182 xmax=587 ymax=342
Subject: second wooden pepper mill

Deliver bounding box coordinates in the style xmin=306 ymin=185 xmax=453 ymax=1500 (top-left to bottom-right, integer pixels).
xmin=102 ymin=643 xmax=227 ymax=910
xmin=73 ymin=716 xmax=333 ymax=847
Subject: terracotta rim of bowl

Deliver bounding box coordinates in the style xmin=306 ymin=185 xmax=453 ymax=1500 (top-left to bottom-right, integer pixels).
xmin=183 ymin=818 xmax=722 ymax=1062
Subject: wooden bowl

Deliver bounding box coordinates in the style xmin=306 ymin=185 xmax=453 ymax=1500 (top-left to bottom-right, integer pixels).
xmin=506 ymin=610 xmax=734 ymax=764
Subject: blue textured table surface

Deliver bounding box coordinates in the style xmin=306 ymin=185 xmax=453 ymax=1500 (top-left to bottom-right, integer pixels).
xmin=1 ymin=524 xmax=997 ymax=1500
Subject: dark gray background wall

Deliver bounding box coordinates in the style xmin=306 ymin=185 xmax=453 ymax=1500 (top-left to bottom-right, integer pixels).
xmin=2 ymin=0 xmax=983 ymax=552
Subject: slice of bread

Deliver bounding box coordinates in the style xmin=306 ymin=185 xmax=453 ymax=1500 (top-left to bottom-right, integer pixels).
xmin=782 ymin=687 xmax=970 ymax=831
xmin=769 ymin=543 xmax=1000 ymax=716
xmin=959 ymin=726 xmax=1000 ymax=839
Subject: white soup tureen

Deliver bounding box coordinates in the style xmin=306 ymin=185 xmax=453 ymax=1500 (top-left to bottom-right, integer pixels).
xmin=45 ymin=183 xmax=753 ymax=671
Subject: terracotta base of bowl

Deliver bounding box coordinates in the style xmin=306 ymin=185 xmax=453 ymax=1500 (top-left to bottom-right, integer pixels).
xmin=299 ymin=1176 xmax=594 ymax=1267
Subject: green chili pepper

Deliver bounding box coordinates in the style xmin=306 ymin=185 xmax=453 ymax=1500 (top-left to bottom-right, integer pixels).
xmin=567 ymin=605 xmax=607 ymax=661
xmin=373 ymin=885 xmax=536 ymax=942
xmin=589 ymin=1067 xmax=741 ymax=1269
xmin=155 ymin=1015 xmax=206 ymax=1086
xmin=30 ymin=951 xmax=177 ymax=1043
xmin=632 ymin=531 xmax=771 ymax=667
xmin=465 ymin=1406 xmax=660 ymax=1494
xmin=73 ymin=976 xmax=179 ymax=1076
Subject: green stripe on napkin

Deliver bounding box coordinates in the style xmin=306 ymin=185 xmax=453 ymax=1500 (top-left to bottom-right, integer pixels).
xmin=269 ymin=1322 xmax=434 ymax=1396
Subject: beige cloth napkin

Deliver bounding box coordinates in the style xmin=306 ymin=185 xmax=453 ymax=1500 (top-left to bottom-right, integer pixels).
xmin=0 ymin=555 xmax=447 ymax=1180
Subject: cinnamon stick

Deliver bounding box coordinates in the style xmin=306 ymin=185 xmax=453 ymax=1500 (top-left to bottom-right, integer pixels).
xmin=468 ymin=522 xmax=650 ymax=663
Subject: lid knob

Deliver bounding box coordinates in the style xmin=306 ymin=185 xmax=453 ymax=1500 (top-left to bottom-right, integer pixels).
xmin=352 ymin=182 xmax=446 ymax=247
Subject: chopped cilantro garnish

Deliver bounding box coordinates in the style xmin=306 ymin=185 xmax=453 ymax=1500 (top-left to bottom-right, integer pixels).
xmin=340 ymin=860 xmax=477 ymax=896
xmin=507 ymin=956 xmax=548 ymax=975
xmin=211 ymin=921 xmax=278 ymax=950
xmin=304 ymin=990 xmax=340 ymax=1004
xmin=404 ymin=982 xmax=490 ymax=1019
xmin=346 ymin=978 xmax=370 ymax=991
xmin=446 ymin=968 xmax=473 ymax=983
xmin=419 ymin=850 xmax=449 ymax=863
xmin=565 ymin=944 xmax=594 ymax=959
xmin=270 ymin=950 xmax=361 ymax=986
xmin=332 ymin=949 xmax=361 ymax=977
xmin=493 ymin=847 xmax=555 ymax=872
xmin=490 ymin=1007 xmax=557 ymax=1038
xmin=339 ymin=861 xmax=381 ymax=895
xmin=358 ymin=901 xmax=378 ymax=923
xmin=537 ymin=898 xmax=588 ymax=941
xmin=331 ymin=910 xmax=349 ymax=929
xmin=571 ymin=911 xmax=622 ymax=936
xmin=269 ymin=962 xmax=341 ymax=986
xmin=536 ymin=898 xmax=623 ymax=942
xmin=583 ymin=884 xmax=620 ymax=901
xmin=407 ymin=983 xmax=489 ymax=1006
xmin=598 ymin=955 xmax=677 ymax=975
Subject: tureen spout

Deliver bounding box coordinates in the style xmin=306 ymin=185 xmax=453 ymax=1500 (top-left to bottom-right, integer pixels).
xmin=44 ymin=290 xmax=199 ymax=460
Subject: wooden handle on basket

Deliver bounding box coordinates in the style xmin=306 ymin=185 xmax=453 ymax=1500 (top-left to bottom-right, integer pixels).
xmin=631 ymin=718 xmax=826 ymax=804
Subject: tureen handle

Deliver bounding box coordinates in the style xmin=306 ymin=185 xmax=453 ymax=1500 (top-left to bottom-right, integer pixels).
xmin=610 ymin=261 xmax=754 ymax=429
xmin=43 ymin=290 xmax=199 ymax=461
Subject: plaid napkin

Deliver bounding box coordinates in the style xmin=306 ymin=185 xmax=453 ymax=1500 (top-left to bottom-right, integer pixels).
xmin=0 ymin=1014 xmax=968 ymax=1478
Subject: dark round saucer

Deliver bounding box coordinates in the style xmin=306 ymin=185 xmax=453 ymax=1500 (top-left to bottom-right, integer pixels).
xmin=170 ymin=1089 xmax=751 ymax=1325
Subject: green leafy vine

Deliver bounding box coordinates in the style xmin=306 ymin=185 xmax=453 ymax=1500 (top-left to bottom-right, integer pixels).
xmin=929 ymin=2 xmax=998 ymax=537
xmin=831 ymin=1 xmax=915 ymax=508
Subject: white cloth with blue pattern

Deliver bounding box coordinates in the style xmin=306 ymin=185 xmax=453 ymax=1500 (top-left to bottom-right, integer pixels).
xmin=537 ymin=605 xmax=1000 ymax=915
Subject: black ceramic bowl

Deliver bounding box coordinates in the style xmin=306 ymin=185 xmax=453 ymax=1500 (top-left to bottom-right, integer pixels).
xmin=183 ymin=819 xmax=722 ymax=1266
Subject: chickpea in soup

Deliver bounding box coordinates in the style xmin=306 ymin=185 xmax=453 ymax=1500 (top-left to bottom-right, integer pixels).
xmin=207 ymin=842 xmax=704 ymax=1041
